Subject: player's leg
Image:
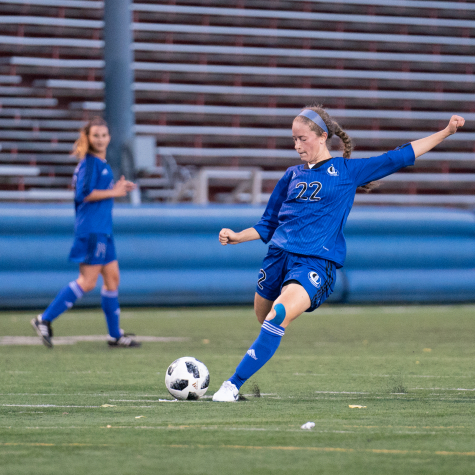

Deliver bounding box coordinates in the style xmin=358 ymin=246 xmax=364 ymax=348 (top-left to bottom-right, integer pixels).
xmin=76 ymin=263 xmax=103 ymax=292
xmin=31 ymin=264 xmax=100 ymax=347
xmin=100 ymin=260 xmax=121 ymax=339
xmin=101 ymin=259 xmax=140 ymax=348
xmin=231 ymin=285 xmax=309 ymax=383
xmin=40 ymin=234 xmax=104 ymax=324
xmin=213 ymin=286 xmax=309 ymax=402
xmin=213 ymin=256 xmax=335 ymax=401
xmin=267 ymin=282 xmax=311 ymax=328
xmin=43 ymin=264 xmax=99 ymax=320
xmin=254 ymin=292 xmax=273 ymax=324
xmin=213 ymin=247 xmax=289 ymax=401
xmin=253 ymin=246 xmax=286 ymax=323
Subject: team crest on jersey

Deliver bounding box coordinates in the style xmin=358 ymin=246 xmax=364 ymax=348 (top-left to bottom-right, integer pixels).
xmin=326 ymin=164 xmax=339 ymax=177
xmin=308 ymin=271 xmax=321 ymax=288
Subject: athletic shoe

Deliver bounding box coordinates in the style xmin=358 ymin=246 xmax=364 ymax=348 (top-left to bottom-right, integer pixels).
xmin=107 ymin=333 xmax=141 ymax=348
xmin=30 ymin=315 xmax=53 ymax=348
xmin=212 ymin=381 xmax=239 ymax=402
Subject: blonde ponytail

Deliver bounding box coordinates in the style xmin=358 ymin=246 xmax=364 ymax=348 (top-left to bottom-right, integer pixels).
xmin=72 ymin=129 xmax=89 ymax=160
xmin=71 ymin=116 xmax=109 ymax=160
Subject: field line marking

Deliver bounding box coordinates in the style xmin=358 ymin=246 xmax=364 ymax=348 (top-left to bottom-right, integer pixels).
xmin=1 ymin=443 xmax=56 ymax=446
xmin=314 ymin=391 xmax=369 ymax=394
xmin=0 ymin=443 xmax=112 ymax=447
xmin=2 ymin=405 xmax=102 ymax=408
xmin=2 ymin=404 xmax=160 ymax=409
xmin=343 ymin=425 xmax=466 ymax=430
xmin=0 ymin=335 xmax=189 ymax=346
xmin=294 ymin=373 xmax=472 ymax=379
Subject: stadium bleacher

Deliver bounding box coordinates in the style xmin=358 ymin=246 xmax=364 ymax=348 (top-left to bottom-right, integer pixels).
xmin=0 ymin=0 xmax=473 ymax=204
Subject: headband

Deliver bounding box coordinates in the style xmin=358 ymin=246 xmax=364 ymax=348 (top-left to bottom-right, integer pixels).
xmin=298 ymin=109 xmax=329 ymax=135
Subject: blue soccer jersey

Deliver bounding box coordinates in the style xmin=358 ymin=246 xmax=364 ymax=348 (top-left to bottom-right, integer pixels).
xmin=254 ymin=143 xmax=416 ymax=268
xmin=72 ymin=153 xmax=114 ymax=236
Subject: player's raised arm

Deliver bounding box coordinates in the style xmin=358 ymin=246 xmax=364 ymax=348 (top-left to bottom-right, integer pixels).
xmin=411 ymin=115 xmax=465 ymax=159
xmin=219 ymin=227 xmax=261 ymax=245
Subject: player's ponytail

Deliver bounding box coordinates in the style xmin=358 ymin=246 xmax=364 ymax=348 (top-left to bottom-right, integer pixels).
xmin=72 ymin=116 xmax=109 ymax=160
xmin=332 ymin=122 xmax=353 ymax=159
xmin=298 ymin=105 xmax=378 ymax=192
xmin=72 ymin=129 xmax=89 ymax=160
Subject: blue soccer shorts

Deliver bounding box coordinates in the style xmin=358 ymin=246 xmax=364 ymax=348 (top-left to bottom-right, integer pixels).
xmin=69 ymin=233 xmax=117 ymax=266
xmin=256 ymin=245 xmax=336 ymax=312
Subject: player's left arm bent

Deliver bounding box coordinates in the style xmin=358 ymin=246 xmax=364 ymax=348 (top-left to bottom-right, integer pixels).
xmin=411 ymin=115 xmax=465 ymax=158
xmin=84 ymin=176 xmax=136 ymax=202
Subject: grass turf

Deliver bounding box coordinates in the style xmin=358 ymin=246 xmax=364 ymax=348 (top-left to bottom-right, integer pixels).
xmin=0 ymin=305 xmax=474 ymax=474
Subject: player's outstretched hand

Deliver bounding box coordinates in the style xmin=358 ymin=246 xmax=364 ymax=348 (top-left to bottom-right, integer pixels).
xmin=113 ymin=176 xmax=137 ymax=197
xmin=219 ymin=228 xmax=240 ymax=245
xmin=446 ymin=115 xmax=465 ymax=135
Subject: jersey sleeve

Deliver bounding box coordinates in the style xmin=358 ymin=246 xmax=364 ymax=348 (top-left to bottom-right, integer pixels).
xmin=345 ymin=143 xmax=416 ymax=187
xmin=253 ymin=168 xmax=293 ymax=244
xmin=74 ymin=157 xmax=98 ymax=203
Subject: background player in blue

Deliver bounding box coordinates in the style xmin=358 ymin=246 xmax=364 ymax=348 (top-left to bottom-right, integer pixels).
xmin=212 ymin=105 xmax=465 ymax=402
xmin=31 ymin=117 xmax=140 ymax=348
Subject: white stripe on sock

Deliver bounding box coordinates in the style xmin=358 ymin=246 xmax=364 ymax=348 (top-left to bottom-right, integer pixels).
xmin=69 ymin=281 xmax=84 ymax=299
xmin=101 ymin=289 xmax=118 ymax=298
xmin=262 ymin=321 xmax=285 ymax=336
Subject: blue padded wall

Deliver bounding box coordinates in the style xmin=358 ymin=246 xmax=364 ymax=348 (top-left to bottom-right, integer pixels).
xmin=0 ymin=205 xmax=474 ymax=309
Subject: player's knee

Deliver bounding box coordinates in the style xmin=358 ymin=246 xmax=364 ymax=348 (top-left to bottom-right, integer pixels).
xmin=79 ymin=282 xmax=95 ymax=293
xmin=265 ymin=303 xmax=286 ymax=326
xmin=103 ymin=282 xmax=119 ymax=292
xmin=76 ymin=277 xmax=97 ymax=293
xmin=102 ymin=270 xmax=120 ymax=290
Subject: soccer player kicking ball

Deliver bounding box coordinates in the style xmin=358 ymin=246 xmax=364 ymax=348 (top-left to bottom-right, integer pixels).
xmin=31 ymin=117 xmax=140 ymax=348
xmin=212 ymin=106 xmax=465 ymax=401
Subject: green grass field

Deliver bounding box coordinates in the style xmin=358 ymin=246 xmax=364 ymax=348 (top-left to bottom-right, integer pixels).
xmin=1 ymin=305 xmax=474 ymax=475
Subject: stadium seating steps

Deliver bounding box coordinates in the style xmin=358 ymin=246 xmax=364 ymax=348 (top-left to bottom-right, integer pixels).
xmin=0 ymin=0 xmax=474 ymax=205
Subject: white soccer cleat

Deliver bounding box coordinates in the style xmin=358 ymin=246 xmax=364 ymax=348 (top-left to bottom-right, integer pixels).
xmin=212 ymin=380 xmax=239 ymax=402
xmin=31 ymin=315 xmax=53 ymax=348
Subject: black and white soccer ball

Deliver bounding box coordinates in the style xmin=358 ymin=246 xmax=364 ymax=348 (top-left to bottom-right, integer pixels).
xmin=165 ymin=356 xmax=210 ymax=400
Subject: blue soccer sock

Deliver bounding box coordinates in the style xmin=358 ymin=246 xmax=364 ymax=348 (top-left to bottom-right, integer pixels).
xmin=229 ymin=320 xmax=285 ymax=390
xmin=42 ymin=281 xmax=84 ymax=322
xmin=101 ymin=289 xmax=122 ymax=339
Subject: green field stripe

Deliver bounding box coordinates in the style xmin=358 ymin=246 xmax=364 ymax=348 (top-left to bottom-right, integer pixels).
xmin=2 ymin=442 xmax=475 ymax=457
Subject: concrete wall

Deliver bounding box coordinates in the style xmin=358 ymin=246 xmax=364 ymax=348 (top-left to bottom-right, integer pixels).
xmin=0 ymin=205 xmax=474 ymax=309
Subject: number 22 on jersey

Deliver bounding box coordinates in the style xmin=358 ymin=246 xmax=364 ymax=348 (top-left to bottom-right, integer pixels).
xmin=295 ymin=181 xmax=322 ymax=201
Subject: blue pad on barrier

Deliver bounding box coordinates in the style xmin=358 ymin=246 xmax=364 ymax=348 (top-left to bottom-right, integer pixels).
xmin=270 ymin=303 xmax=286 ymax=326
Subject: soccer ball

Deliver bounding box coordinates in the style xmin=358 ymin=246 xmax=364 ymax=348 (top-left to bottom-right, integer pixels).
xmin=165 ymin=356 xmax=210 ymax=400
